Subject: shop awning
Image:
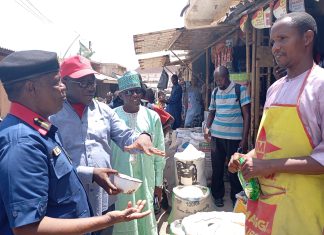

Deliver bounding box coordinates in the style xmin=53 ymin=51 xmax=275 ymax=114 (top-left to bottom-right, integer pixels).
xmin=133 ymin=28 xmax=182 ymax=55
xmin=134 ymin=24 xmax=234 ymax=67
xmin=170 ymin=24 xmax=233 ymax=53
xmin=134 ymin=25 xmax=233 ymax=55
xmin=138 ymin=55 xmax=170 ymax=70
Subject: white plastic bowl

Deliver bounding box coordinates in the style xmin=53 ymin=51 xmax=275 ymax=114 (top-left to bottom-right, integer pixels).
xmin=113 ymin=173 xmax=142 ymax=194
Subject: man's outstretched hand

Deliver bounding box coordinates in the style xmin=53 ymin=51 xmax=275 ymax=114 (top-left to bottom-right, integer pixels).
xmin=124 ymin=133 xmax=165 ymax=157
xmin=107 ymin=200 xmax=151 ymax=224
xmin=93 ymin=168 xmax=122 ymax=195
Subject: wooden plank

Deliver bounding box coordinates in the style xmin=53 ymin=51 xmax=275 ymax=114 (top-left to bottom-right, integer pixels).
xmin=245 ymin=23 xmax=252 ymax=148
xmin=250 ymin=27 xmax=257 ymax=142
xmin=205 ymin=49 xmax=209 ymax=111
xmin=254 ymin=30 xmax=262 ymax=138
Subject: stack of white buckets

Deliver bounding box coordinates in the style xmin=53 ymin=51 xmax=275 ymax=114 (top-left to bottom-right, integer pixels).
xmin=168 ymin=129 xmax=216 ymax=224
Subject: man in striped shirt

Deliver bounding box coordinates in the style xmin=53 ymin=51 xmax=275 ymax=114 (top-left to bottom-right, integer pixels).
xmin=204 ymin=66 xmax=251 ymax=207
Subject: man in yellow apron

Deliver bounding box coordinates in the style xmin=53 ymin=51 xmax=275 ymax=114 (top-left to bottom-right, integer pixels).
xmin=229 ymin=12 xmax=324 ymax=235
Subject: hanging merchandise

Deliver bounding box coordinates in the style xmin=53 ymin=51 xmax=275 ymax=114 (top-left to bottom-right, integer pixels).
xmin=289 ymin=0 xmax=305 ymax=12
xmin=252 ymin=8 xmax=264 ymax=28
xmin=264 ymin=7 xmax=271 ymax=27
xmin=273 ymin=0 xmax=287 ymax=19
xmin=157 ymin=68 xmax=169 ymax=90
xmin=211 ymin=42 xmax=233 ymax=67
xmin=240 ymin=15 xmax=248 ymax=32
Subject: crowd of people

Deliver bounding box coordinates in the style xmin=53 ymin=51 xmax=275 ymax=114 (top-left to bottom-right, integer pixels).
xmin=0 ymin=11 xmax=324 ymax=235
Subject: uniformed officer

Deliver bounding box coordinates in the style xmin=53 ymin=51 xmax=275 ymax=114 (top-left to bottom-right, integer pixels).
xmin=0 ymin=50 xmax=150 ymax=235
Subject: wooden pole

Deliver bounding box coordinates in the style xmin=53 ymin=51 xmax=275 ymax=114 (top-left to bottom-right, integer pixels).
xmin=246 ymin=26 xmax=250 ymax=84
xmin=189 ymin=63 xmax=193 ymax=82
xmin=205 ymin=49 xmax=210 ymax=111
xmin=267 ymin=1 xmax=274 ymax=89
xmin=255 ymin=59 xmax=261 ymax=137
xmin=170 ymin=50 xmax=202 ymax=83
xmin=255 ymin=30 xmax=262 ymax=137
xmin=251 ymin=27 xmax=257 ymax=142
xmin=245 ymin=24 xmax=252 ymax=148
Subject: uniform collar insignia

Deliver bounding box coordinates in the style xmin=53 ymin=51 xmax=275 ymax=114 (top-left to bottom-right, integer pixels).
xmin=34 ymin=117 xmax=52 ymax=131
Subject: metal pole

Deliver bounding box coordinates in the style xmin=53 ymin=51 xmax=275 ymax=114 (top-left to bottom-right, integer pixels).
xmin=163 ymin=66 xmax=174 ymax=75
xmin=170 ymin=50 xmax=203 ymax=83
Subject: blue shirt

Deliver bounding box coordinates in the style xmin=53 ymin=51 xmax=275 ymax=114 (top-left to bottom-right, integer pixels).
xmin=185 ymin=85 xmax=202 ymax=127
xmin=50 ymin=100 xmax=138 ymax=215
xmin=208 ymin=81 xmax=251 ymax=140
xmin=166 ymin=83 xmax=182 ymax=129
xmin=0 ymin=103 xmax=91 ymax=235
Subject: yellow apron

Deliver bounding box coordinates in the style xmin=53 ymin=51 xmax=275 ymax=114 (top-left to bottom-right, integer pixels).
xmin=245 ymin=68 xmax=324 ymax=235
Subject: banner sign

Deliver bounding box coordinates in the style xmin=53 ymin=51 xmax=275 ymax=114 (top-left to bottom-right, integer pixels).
xmin=273 ymin=0 xmax=287 ymax=19
xmin=252 ymin=7 xmax=271 ymax=29
xmin=289 ymin=0 xmax=305 ymax=12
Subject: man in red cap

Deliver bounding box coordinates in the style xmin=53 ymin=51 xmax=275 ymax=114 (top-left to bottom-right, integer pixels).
xmin=50 ymin=55 xmax=164 ymax=235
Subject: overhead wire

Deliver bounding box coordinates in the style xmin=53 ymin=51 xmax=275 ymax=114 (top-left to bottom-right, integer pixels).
xmin=14 ymin=0 xmax=46 ymax=23
xmin=24 ymin=0 xmax=53 ymax=23
xmin=14 ymin=0 xmax=88 ymax=58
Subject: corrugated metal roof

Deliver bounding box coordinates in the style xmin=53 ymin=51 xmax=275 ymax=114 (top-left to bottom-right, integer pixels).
xmin=133 ymin=28 xmax=182 ymax=55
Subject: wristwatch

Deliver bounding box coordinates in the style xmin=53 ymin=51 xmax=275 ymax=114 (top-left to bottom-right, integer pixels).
xmin=141 ymin=131 xmax=152 ymax=141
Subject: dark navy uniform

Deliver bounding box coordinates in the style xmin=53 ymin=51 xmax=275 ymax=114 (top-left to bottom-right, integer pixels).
xmin=0 ymin=103 xmax=92 ymax=235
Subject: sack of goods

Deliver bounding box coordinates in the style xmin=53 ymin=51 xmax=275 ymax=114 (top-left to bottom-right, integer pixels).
xmin=174 ymin=144 xmax=206 ymax=186
xmin=189 ymin=132 xmax=212 ymax=185
xmin=170 ymin=211 xmax=245 ymax=235
xmin=168 ymin=185 xmax=216 ymax=223
xmin=175 ymin=128 xmax=193 ymax=152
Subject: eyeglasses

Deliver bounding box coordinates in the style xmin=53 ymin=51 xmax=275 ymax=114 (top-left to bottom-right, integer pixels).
xmin=122 ymin=88 xmax=144 ymax=96
xmin=69 ymin=79 xmax=96 ymax=88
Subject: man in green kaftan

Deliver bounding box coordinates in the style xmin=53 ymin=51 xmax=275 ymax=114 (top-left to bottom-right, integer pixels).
xmin=111 ymin=71 xmax=165 ymax=235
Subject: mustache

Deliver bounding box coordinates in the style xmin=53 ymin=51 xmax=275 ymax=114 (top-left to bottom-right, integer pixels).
xmin=273 ymin=52 xmax=285 ymax=57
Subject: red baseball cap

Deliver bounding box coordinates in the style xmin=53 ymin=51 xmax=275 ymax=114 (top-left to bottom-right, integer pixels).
xmin=60 ymin=55 xmax=98 ymax=79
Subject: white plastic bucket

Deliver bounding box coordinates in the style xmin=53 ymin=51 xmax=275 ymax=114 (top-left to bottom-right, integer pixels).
xmin=168 ymin=185 xmax=216 ymax=223
xmin=174 ymin=145 xmax=206 ymax=186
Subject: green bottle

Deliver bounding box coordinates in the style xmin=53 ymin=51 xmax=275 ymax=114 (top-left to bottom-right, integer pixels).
xmin=237 ymin=157 xmax=261 ymax=201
